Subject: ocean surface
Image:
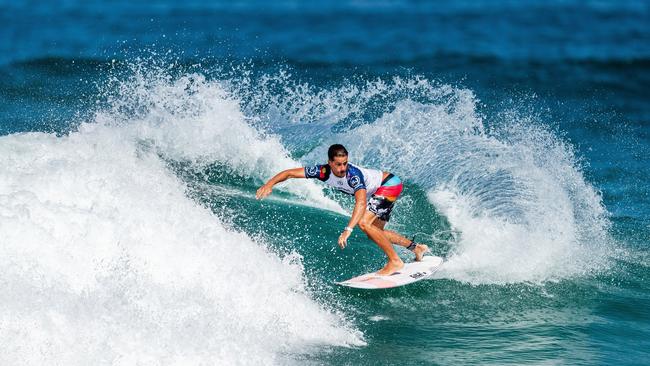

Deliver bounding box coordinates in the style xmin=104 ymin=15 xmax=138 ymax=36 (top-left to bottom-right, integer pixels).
xmin=1 ymin=1 xmax=649 ymax=364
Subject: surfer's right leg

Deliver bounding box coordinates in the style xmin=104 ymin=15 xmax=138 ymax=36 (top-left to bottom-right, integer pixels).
xmin=372 ymin=220 xmax=429 ymax=261
xmin=358 ymin=211 xmax=404 ymax=275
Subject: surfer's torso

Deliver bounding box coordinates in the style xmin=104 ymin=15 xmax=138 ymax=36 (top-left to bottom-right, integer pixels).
xmin=304 ymin=163 xmax=384 ymax=196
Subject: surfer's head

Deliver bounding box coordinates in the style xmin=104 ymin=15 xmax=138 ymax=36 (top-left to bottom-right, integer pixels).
xmin=328 ymin=144 xmax=348 ymax=177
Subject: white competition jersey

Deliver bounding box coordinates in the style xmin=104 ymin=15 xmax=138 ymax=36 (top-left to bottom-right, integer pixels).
xmin=304 ymin=163 xmax=384 ymax=196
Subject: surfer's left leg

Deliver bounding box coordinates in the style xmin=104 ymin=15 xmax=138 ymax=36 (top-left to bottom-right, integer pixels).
xmin=367 ymin=173 xmax=427 ymax=264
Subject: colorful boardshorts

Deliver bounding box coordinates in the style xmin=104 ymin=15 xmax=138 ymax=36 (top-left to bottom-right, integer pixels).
xmin=367 ymin=173 xmax=403 ymax=222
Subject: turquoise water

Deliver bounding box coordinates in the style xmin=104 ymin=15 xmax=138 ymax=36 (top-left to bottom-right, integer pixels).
xmin=1 ymin=1 xmax=649 ymax=364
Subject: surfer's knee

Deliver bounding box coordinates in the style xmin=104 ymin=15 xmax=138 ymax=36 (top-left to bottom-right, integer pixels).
xmin=358 ymin=219 xmax=372 ymax=233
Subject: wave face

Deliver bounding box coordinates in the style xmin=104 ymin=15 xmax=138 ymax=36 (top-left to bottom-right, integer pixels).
xmin=0 ymin=68 xmax=363 ymax=365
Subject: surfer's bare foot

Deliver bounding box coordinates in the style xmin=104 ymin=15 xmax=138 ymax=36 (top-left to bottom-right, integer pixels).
xmin=413 ymin=244 xmax=429 ymax=261
xmin=376 ymin=259 xmax=404 ymax=276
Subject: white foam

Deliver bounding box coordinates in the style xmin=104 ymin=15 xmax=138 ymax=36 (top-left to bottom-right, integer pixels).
xmin=369 ymin=315 xmax=390 ymax=322
xmin=428 ymin=117 xmax=611 ymax=284
xmin=0 ymin=80 xmax=362 ymax=364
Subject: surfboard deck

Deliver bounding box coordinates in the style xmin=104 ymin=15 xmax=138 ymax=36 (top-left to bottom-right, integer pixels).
xmin=335 ymin=256 xmax=444 ymax=289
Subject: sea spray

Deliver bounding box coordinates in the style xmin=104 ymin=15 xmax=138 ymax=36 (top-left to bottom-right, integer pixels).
xmin=98 ymin=61 xmax=345 ymax=213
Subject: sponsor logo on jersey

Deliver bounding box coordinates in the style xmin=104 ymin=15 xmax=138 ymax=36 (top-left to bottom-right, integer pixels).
xmin=306 ymin=166 xmax=318 ymax=177
xmin=349 ymin=175 xmax=361 ymax=188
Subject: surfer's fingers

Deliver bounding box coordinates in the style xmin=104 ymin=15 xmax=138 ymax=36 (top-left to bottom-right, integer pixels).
xmin=338 ymin=237 xmax=346 ymax=249
xmin=255 ymin=186 xmax=271 ymax=199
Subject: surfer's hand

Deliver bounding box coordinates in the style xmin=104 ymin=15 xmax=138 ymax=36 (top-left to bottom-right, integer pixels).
xmin=255 ymin=184 xmax=272 ymax=199
xmin=338 ymin=230 xmax=351 ymax=249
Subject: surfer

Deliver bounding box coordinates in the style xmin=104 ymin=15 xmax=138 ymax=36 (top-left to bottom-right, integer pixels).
xmin=256 ymin=144 xmax=428 ymax=275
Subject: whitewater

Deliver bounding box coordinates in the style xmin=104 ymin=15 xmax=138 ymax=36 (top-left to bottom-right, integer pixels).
xmin=0 ymin=65 xmax=618 ymax=364
xmin=0 ymin=75 xmax=363 ymax=365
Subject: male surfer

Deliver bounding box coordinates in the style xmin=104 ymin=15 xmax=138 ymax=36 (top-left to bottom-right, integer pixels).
xmin=255 ymin=144 xmax=428 ymax=275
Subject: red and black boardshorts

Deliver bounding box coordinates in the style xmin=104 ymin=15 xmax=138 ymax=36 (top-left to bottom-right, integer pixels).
xmin=367 ymin=173 xmax=403 ymax=222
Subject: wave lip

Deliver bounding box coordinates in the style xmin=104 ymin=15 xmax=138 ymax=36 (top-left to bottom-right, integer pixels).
xmin=97 ymin=67 xmax=344 ymax=213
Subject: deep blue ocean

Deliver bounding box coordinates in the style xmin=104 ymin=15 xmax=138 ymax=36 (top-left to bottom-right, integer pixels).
xmin=1 ymin=1 xmax=649 ymax=364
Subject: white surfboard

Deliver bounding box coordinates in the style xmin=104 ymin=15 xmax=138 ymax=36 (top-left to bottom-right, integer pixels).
xmin=336 ymin=256 xmax=444 ymax=289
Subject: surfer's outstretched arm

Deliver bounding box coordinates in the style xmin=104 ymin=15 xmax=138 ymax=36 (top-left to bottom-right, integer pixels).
xmin=256 ymin=167 xmax=306 ymax=199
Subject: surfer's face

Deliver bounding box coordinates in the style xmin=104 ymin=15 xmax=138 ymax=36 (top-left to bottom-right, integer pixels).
xmin=329 ymin=156 xmax=348 ymax=177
